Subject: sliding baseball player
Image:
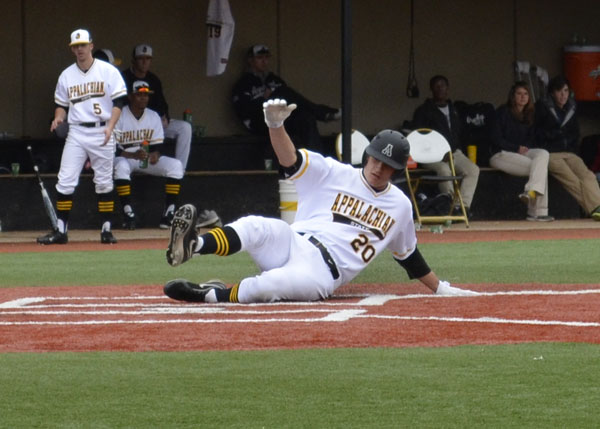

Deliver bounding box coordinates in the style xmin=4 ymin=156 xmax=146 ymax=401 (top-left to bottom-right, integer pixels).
xmin=162 ymin=99 xmax=478 ymax=303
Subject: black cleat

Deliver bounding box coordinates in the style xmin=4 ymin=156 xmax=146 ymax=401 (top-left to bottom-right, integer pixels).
xmin=159 ymin=210 xmax=174 ymax=229
xmin=166 ymin=204 xmax=198 ymax=266
xmin=37 ymin=230 xmax=68 ymax=245
xmin=100 ymin=230 xmax=117 ymax=244
xmin=122 ymin=212 xmax=136 ymax=230
xmin=164 ymin=279 xmax=226 ymax=302
xmin=196 ymin=209 xmax=222 ymax=229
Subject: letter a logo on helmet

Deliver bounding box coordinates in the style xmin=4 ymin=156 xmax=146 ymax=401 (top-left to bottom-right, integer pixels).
xmin=381 ymin=144 xmax=394 ymax=157
xmin=365 ymin=130 xmax=410 ymax=170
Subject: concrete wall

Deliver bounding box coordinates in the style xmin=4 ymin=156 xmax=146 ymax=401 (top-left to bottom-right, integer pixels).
xmin=2 ymin=0 xmax=600 ymax=140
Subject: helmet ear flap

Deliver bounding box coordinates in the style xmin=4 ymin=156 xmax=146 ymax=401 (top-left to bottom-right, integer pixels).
xmin=361 ymin=150 xmax=369 ymax=168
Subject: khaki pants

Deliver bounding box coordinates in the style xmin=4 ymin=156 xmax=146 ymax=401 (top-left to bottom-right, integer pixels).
xmin=422 ymin=149 xmax=480 ymax=207
xmin=549 ymin=152 xmax=600 ymax=215
xmin=490 ymin=149 xmax=549 ymax=217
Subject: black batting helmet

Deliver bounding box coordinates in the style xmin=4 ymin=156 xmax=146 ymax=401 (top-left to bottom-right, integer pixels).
xmin=364 ymin=129 xmax=410 ymax=170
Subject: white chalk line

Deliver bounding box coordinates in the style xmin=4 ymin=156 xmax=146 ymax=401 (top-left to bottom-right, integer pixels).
xmin=363 ymin=315 xmax=600 ymax=327
xmin=1 ymin=289 xmax=599 ymax=327
xmin=0 ymin=313 xmax=598 ymax=327
xmin=2 ymin=288 xmax=600 ymax=309
xmin=1 ymin=308 xmax=343 ymax=315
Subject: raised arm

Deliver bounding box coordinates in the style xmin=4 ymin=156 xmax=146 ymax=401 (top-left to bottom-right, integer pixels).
xmin=263 ymin=99 xmax=298 ymax=167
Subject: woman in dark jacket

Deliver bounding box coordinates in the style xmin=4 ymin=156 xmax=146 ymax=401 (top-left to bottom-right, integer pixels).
xmin=490 ymin=81 xmax=552 ymax=221
xmin=535 ymin=76 xmax=600 ymax=221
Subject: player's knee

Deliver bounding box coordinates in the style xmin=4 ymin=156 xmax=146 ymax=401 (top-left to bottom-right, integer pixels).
xmin=177 ymin=121 xmax=192 ymax=141
xmin=114 ymin=160 xmax=131 ymax=179
xmin=56 ymin=183 xmax=76 ymax=195
xmin=95 ymin=184 xmax=114 ymax=194
xmin=170 ymin=160 xmax=184 ymax=179
xmin=181 ymin=120 xmax=192 ymax=134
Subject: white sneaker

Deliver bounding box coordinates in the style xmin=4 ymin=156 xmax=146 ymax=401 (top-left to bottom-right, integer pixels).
xmin=526 ymin=215 xmax=554 ymax=222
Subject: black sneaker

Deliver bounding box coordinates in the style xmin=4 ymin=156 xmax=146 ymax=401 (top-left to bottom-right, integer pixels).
xmin=37 ymin=230 xmax=68 ymax=245
xmin=166 ymin=204 xmax=198 ymax=266
xmin=122 ymin=212 xmax=136 ymax=230
xmin=316 ymin=105 xmax=342 ymax=122
xmin=100 ymin=230 xmax=117 ymax=244
xmin=452 ymin=205 xmax=472 ymax=219
xmin=323 ymin=108 xmax=342 ymax=122
xmin=159 ymin=211 xmax=174 ymax=229
xmin=164 ymin=279 xmax=226 ymax=302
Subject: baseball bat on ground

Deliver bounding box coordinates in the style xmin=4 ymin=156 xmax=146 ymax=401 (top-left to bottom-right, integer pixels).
xmin=26 ymin=146 xmax=59 ymax=231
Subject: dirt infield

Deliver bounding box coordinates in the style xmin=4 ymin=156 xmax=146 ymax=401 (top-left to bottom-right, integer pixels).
xmin=1 ymin=283 xmax=599 ymax=352
xmin=1 ymin=221 xmax=599 ymax=352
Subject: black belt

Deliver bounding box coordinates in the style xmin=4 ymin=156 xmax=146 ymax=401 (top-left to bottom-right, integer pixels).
xmin=307 ymin=236 xmax=340 ymax=280
xmin=78 ymin=121 xmax=106 ymax=127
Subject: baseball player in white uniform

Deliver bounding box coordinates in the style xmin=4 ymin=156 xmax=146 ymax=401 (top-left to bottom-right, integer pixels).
xmin=162 ymin=99 xmax=477 ymax=303
xmin=38 ymin=29 xmax=127 ymax=245
xmin=113 ymin=80 xmax=184 ymax=229
xmin=122 ymin=44 xmax=192 ymax=170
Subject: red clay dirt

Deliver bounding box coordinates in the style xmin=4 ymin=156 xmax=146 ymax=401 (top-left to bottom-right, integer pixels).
xmin=1 ymin=225 xmax=599 ymax=352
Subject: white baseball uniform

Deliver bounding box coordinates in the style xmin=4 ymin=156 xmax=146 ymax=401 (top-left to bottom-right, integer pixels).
xmin=114 ymin=106 xmax=183 ymax=179
xmin=229 ymin=149 xmax=417 ymax=303
xmin=54 ymin=58 xmax=127 ymax=194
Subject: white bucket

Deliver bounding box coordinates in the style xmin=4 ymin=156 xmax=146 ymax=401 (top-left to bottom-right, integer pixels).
xmin=278 ymin=179 xmax=297 ymax=224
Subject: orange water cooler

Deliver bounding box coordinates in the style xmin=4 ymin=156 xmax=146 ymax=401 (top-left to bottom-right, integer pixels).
xmin=563 ymin=45 xmax=600 ymax=101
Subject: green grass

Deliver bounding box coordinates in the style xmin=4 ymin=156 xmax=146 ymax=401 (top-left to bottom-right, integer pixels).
xmin=1 ymin=238 xmax=598 ymax=287
xmin=1 ymin=237 xmax=599 ymax=427
xmin=1 ymin=344 xmax=599 ymax=428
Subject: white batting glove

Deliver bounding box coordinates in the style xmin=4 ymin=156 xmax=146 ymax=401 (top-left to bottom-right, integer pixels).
xmin=435 ymin=280 xmax=479 ymax=296
xmin=263 ymin=99 xmax=297 ymax=128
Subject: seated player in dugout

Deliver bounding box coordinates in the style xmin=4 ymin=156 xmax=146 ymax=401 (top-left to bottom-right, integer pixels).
xmin=122 ymin=44 xmax=192 ymax=170
xmin=113 ymin=80 xmax=184 ymax=229
xmin=162 ymin=99 xmax=478 ymax=303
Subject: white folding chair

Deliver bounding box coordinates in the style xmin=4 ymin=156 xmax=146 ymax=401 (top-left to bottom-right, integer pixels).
xmin=335 ymin=130 xmax=370 ymax=165
xmin=405 ymin=128 xmax=469 ymax=227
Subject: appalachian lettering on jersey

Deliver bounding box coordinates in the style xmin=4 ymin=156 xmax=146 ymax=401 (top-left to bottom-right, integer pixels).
xmin=68 ymin=82 xmax=105 ymax=103
xmin=330 ymin=192 xmax=396 ymax=239
xmin=116 ymin=129 xmax=155 ymax=146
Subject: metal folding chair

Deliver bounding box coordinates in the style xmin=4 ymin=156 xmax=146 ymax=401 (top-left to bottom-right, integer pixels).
xmin=335 ymin=130 xmax=370 ymax=166
xmin=404 ymin=128 xmax=469 ymax=227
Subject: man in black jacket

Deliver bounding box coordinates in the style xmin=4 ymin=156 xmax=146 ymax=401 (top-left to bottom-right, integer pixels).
xmin=412 ymin=75 xmax=480 ymax=214
xmin=232 ymin=44 xmax=340 ymax=154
